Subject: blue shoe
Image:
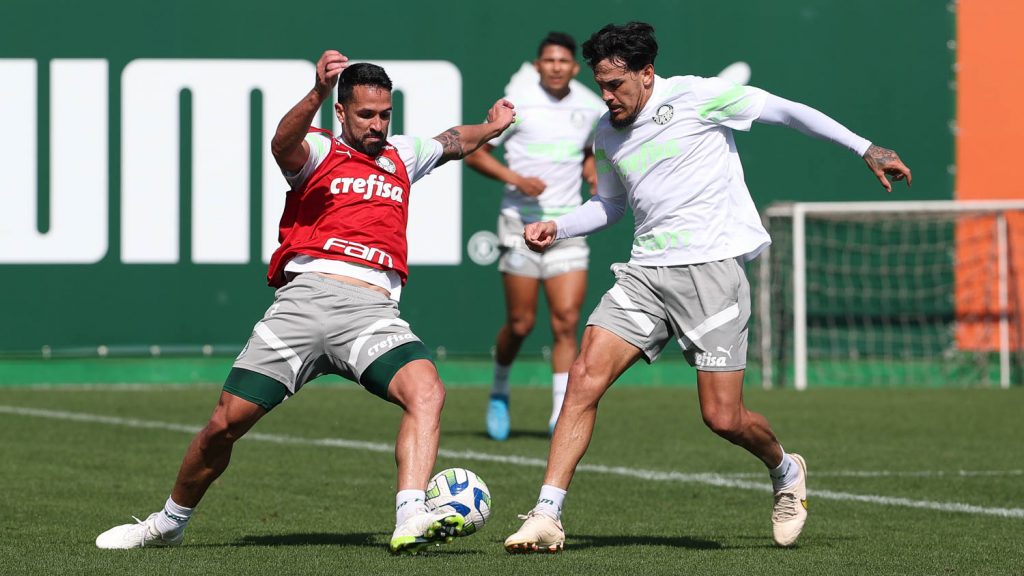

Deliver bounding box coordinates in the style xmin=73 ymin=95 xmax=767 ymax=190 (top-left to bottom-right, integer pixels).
xmin=486 ymin=395 xmax=510 ymax=441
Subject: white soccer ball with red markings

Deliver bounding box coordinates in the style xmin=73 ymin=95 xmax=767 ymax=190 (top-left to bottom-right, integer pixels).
xmin=425 ymin=467 xmax=491 ymax=535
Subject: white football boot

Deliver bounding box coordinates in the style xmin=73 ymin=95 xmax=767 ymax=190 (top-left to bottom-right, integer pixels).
xmin=95 ymin=512 xmax=185 ymax=549
xmin=389 ymin=505 xmax=465 ymax=555
xmin=771 ymin=453 xmax=808 ymax=547
xmin=504 ymin=509 xmax=564 ymax=553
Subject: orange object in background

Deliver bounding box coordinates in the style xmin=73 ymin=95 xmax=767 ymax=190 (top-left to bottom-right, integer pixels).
xmin=953 ymin=213 xmax=1024 ymax=352
xmin=955 ymin=0 xmax=1024 ymax=352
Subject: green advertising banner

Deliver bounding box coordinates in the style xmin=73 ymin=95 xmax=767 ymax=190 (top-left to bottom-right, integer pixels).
xmin=0 ymin=0 xmax=952 ymax=358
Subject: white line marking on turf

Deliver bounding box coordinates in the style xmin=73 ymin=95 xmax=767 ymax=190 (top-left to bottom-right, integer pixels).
xmin=3 ymin=404 xmax=1023 ymax=520
xmin=719 ymin=470 xmax=1024 ymax=479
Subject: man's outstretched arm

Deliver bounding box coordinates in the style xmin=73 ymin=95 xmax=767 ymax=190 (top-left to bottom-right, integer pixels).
xmin=756 ymin=94 xmax=912 ymax=192
xmin=433 ymin=99 xmax=516 ymax=167
xmin=522 ymin=193 xmax=628 ymax=252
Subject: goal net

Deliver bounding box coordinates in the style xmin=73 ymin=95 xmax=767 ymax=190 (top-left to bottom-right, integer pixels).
xmin=756 ymin=201 xmax=1024 ymax=389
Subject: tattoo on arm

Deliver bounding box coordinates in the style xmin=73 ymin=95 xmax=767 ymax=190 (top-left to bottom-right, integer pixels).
xmin=865 ymin=144 xmax=900 ymax=169
xmin=434 ymin=128 xmax=464 ymax=161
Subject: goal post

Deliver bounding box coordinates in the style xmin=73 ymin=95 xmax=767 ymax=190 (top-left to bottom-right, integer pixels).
xmin=757 ymin=200 xmax=1024 ymax=390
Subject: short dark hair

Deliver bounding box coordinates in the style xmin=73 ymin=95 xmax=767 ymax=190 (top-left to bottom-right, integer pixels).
xmin=337 ymin=63 xmax=393 ymax=104
xmin=538 ymin=31 xmax=577 ymax=57
xmin=581 ymin=22 xmax=658 ymax=72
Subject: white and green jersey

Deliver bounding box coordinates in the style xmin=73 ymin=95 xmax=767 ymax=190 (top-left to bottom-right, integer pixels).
xmin=493 ymin=77 xmax=604 ymax=223
xmin=593 ymin=75 xmax=772 ymax=266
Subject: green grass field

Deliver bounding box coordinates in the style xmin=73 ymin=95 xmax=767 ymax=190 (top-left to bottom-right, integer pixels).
xmin=1 ymin=382 xmax=1022 ymax=576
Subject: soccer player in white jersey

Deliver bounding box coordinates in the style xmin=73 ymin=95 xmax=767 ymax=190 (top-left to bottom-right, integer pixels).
xmin=504 ymin=22 xmax=912 ymax=552
xmin=465 ymin=32 xmax=604 ymax=440
xmin=94 ymin=50 xmax=515 ymax=555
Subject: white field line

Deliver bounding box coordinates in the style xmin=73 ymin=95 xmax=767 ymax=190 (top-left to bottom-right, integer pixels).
xmin=719 ymin=470 xmax=1024 ymax=479
xmin=2 ymin=404 xmax=1023 ymax=520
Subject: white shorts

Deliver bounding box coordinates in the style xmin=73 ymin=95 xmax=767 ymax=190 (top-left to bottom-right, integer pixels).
xmin=497 ymin=213 xmax=589 ymax=280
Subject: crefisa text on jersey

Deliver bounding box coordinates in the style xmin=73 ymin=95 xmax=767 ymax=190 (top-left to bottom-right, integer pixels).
xmin=329 ymin=175 xmax=405 ymax=202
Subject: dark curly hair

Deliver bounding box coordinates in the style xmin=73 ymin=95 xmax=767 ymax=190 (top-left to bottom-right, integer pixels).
xmin=337 ymin=63 xmax=393 ymax=104
xmin=581 ymin=22 xmax=658 ymax=71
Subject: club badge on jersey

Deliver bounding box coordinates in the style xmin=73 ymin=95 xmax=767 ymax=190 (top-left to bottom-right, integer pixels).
xmin=266 ymin=128 xmax=414 ymax=288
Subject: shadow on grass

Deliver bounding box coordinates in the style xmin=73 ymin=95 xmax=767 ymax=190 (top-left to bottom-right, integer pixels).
xmin=230 ymin=532 xmax=382 ymax=548
xmin=224 ymin=532 xmax=489 ymax=555
xmin=727 ymin=534 xmax=840 ymax=548
xmin=570 ymin=533 xmax=723 ymax=551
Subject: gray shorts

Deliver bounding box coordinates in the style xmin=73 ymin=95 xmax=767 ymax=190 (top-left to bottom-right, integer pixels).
xmin=497 ymin=213 xmax=589 ymax=279
xmin=233 ymin=273 xmax=424 ymax=393
xmin=587 ymin=259 xmax=750 ymax=371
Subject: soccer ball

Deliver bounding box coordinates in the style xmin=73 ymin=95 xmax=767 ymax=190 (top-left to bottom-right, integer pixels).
xmin=425 ymin=468 xmax=491 ymax=535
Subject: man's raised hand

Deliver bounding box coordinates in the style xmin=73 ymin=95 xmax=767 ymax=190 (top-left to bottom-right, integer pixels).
xmin=488 ymin=98 xmax=517 ymax=133
xmin=316 ymin=50 xmax=349 ymax=98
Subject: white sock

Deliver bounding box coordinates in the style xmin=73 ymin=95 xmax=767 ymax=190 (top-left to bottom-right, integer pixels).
xmin=769 ymin=450 xmax=800 ymax=492
xmin=534 ymin=484 xmax=567 ymax=520
xmin=491 ymin=363 xmax=511 ymax=398
xmin=395 ymin=489 xmax=427 ymax=526
xmin=153 ymin=496 xmax=192 ymax=535
xmin=550 ymin=372 xmax=568 ymax=426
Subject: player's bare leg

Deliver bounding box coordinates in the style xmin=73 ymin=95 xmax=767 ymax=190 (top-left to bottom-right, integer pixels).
xmin=544 ymin=326 xmax=642 ymax=488
xmin=696 ymin=370 xmax=781 ymax=465
xmin=387 ymin=359 xmax=445 ymax=491
xmin=496 ymin=273 xmax=542 ymax=365
xmin=506 ymin=326 xmax=641 ymax=553
xmin=171 ymin=391 xmax=268 ymax=506
xmin=387 ymin=359 xmax=463 ymax=553
xmin=696 ymin=370 xmax=808 ymax=547
xmin=542 ymin=269 xmax=587 ymax=431
xmin=487 ymin=273 xmax=541 ymax=440
xmin=96 ymin=389 xmax=268 ymax=549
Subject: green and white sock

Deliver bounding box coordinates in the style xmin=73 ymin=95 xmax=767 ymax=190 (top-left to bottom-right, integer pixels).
xmin=153 ymin=496 xmax=192 ymax=535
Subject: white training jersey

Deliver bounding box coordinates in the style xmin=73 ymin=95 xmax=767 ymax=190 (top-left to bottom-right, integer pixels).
xmin=492 ymin=76 xmax=604 ymax=223
xmin=593 ymin=75 xmax=772 ymax=266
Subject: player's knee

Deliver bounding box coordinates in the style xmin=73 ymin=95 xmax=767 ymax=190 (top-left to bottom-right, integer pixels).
xmin=567 ymin=356 xmax=588 ymax=383
xmin=566 ymin=358 xmax=606 ymax=404
xmin=200 ymin=411 xmax=248 ymax=449
xmin=702 ymin=407 xmax=744 ymax=440
xmin=400 ymin=375 xmax=445 ymax=416
xmin=508 ymin=313 xmax=536 ymax=338
xmin=387 ymin=360 xmax=445 ymax=415
xmin=549 ymin=308 xmax=580 ymax=340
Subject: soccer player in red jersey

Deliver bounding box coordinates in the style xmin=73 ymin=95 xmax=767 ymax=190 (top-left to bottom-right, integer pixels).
xmin=95 ymin=50 xmax=516 ymax=555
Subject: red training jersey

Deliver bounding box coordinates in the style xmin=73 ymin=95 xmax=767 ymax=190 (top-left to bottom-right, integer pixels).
xmin=267 ymin=129 xmax=414 ymax=288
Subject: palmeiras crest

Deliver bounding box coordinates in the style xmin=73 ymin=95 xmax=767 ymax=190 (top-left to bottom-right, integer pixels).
xmin=653 ymin=104 xmax=674 ymax=125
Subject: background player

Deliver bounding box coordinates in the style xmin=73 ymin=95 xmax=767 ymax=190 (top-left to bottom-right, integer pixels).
xmin=464 ymin=32 xmax=604 ymax=440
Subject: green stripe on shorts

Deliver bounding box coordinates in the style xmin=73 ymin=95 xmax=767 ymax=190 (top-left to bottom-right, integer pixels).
xmin=360 ymin=341 xmax=434 ymax=400
xmin=223 ymin=367 xmax=289 ymax=411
